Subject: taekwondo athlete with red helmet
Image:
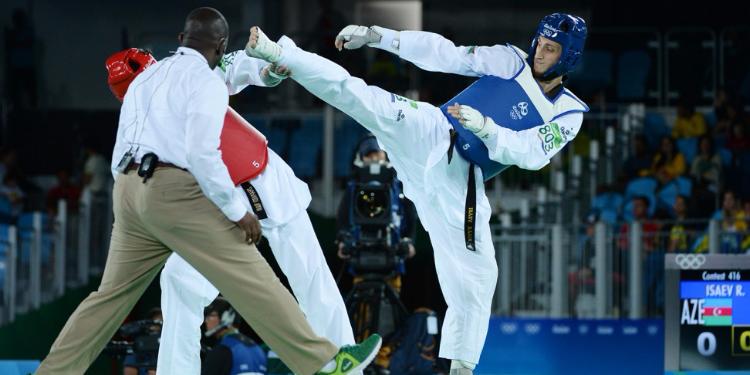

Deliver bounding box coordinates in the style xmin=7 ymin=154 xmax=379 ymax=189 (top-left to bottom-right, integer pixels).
xmin=106 ymin=48 xmax=356 ymax=375
xmin=244 ymin=13 xmax=589 ymax=374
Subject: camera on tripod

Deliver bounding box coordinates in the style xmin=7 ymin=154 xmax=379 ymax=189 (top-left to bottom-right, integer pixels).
xmin=104 ymin=319 xmax=162 ymax=369
xmin=340 ymin=160 xmax=411 ymax=275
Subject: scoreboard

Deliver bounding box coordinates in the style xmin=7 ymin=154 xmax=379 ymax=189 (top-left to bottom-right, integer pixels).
xmin=665 ymin=254 xmax=750 ymax=372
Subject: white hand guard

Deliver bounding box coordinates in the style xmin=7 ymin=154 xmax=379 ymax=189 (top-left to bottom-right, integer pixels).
xmin=335 ymin=25 xmax=382 ymax=50
xmin=260 ymin=64 xmax=289 ymax=87
xmin=457 ymin=105 xmax=497 ymax=140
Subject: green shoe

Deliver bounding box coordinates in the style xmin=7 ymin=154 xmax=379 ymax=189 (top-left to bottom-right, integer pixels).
xmin=317 ymin=334 xmax=382 ymax=375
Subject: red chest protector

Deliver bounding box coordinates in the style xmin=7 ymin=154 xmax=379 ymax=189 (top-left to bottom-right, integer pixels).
xmin=220 ymin=107 xmax=269 ymax=185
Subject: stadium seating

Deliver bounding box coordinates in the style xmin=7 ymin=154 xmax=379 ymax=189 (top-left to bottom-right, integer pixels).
xmin=643 ymin=112 xmax=670 ymax=149
xmin=334 ymin=117 xmax=368 ymax=178
xmin=616 ymin=50 xmax=651 ymax=101
xmin=599 ymin=209 xmax=619 ymax=224
xmin=656 ymin=181 xmax=679 ymax=216
xmin=676 ymin=137 xmax=698 ymax=165
xmin=0 ymin=197 xmax=12 ymax=219
xmin=592 ymin=192 xmax=623 ymax=212
xmin=674 ymin=176 xmax=693 ymax=196
xmin=625 ymin=177 xmax=659 ymax=200
xmin=288 ymin=116 xmax=323 ymax=178
xmin=267 ymin=118 xmax=297 ymax=159
xmin=568 ymin=50 xmax=613 ymax=97
xmin=717 ymin=147 xmax=733 ymax=167
xmin=16 ymin=213 xmax=52 ymax=264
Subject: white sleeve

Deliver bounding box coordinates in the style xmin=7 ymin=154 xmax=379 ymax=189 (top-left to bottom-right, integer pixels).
xmin=373 ymin=28 xmax=523 ymax=79
xmin=482 ymin=112 xmax=583 ymax=170
xmin=184 ymin=76 xmax=246 ymax=222
xmin=215 ymin=50 xmax=270 ymax=95
xmin=111 ymin=95 xmax=137 ymax=180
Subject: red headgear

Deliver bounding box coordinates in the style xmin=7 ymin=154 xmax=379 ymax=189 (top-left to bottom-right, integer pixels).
xmin=105 ymin=48 xmax=157 ymax=102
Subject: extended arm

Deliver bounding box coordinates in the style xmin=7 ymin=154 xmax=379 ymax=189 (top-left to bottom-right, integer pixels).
xmin=335 ymin=25 xmax=522 ymax=78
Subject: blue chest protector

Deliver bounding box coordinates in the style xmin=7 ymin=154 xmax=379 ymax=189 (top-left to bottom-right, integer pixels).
xmin=219 ymin=334 xmax=267 ymax=375
xmin=438 ymin=46 xmax=587 ymax=180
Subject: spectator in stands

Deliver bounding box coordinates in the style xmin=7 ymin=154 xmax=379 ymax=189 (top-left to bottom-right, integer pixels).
xmin=667 ymin=195 xmax=691 ymax=253
xmin=575 ymin=212 xmax=597 ymax=267
xmin=714 ymin=96 xmax=749 ymax=138
xmin=690 ymin=135 xmax=722 ymax=189
xmin=689 ymin=179 xmax=718 ymax=219
xmin=46 ymin=169 xmax=81 ymax=215
xmin=715 ymin=191 xmax=745 ymax=229
xmin=619 ymin=196 xmax=661 ymax=252
xmin=569 ymin=213 xmax=597 ymax=317
xmin=0 ymin=169 xmax=24 ymax=219
xmin=0 ymin=148 xmax=18 ymax=183
xmin=617 ymin=196 xmax=663 ymax=313
xmin=713 ymin=88 xmax=730 ymax=125
xmin=726 ymin=121 xmax=750 ymax=152
xmin=713 ymin=190 xmax=747 ymax=253
xmin=672 ymin=96 xmax=707 ymax=139
xmin=651 ymin=136 xmax=686 ymax=184
xmin=622 ymin=134 xmax=652 ymax=181
xmin=82 ymin=145 xmax=110 ymax=196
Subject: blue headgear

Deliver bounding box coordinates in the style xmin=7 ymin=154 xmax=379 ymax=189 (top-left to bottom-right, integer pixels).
xmin=527 ymin=13 xmax=587 ymax=81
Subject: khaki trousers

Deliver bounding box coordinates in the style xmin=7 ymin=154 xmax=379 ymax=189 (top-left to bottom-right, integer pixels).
xmin=36 ymin=167 xmax=338 ymax=375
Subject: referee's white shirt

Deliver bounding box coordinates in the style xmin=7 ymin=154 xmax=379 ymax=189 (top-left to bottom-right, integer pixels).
xmin=111 ymin=46 xmax=246 ymax=222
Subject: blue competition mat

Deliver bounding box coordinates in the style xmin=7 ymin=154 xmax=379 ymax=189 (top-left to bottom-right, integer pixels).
xmin=475 ymin=318 xmax=664 ymax=375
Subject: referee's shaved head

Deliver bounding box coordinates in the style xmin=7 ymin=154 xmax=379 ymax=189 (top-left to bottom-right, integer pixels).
xmin=182 ymin=7 xmax=228 ymax=46
xmin=178 ymin=7 xmax=229 ymax=69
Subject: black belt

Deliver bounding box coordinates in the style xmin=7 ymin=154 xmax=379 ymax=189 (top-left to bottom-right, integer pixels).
xmin=447 ymin=130 xmax=477 ymax=252
xmin=241 ymin=181 xmax=267 ymax=220
xmin=124 ymin=162 xmax=186 ymax=173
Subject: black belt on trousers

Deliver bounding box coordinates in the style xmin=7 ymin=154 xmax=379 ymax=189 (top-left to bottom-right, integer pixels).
xmin=447 ymin=130 xmax=477 ymax=251
xmin=241 ymin=181 xmax=268 ymax=220
xmin=124 ymin=162 xmax=186 ymax=173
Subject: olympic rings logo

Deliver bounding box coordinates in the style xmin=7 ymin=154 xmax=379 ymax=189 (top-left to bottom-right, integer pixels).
xmin=674 ymin=254 xmax=706 ymax=269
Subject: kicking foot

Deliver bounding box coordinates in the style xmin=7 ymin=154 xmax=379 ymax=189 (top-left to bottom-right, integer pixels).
xmin=317 ymin=334 xmax=382 ymax=374
xmin=245 ymin=26 xmax=282 ymax=63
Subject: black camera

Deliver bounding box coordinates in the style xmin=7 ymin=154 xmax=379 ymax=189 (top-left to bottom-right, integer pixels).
xmin=352 ymin=161 xmax=396 ymax=227
xmin=104 ymin=319 xmax=162 ymax=369
xmin=342 ymin=161 xmax=409 ymax=275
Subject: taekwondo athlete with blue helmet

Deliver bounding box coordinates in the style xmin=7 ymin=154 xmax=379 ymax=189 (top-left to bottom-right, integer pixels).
xmin=244 ymin=13 xmax=589 ymax=374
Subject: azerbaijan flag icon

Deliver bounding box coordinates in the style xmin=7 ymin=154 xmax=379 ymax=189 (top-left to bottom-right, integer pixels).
xmin=702 ymin=298 xmax=732 ymax=326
